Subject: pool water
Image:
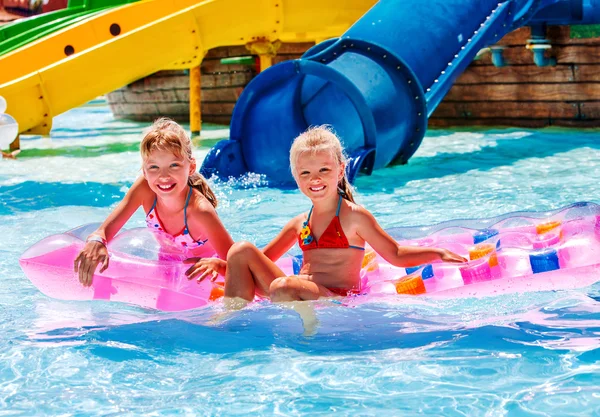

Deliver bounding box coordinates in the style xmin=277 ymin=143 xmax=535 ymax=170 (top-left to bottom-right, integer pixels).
xmin=1 ymin=101 xmax=600 ymax=416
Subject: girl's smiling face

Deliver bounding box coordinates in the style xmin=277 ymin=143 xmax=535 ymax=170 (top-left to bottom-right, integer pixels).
xmin=294 ymin=150 xmax=344 ymax=202
xmin=143 ymin=149 xmax=196 ymax=197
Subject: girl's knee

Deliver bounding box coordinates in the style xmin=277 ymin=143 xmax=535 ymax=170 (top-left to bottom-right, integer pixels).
xmin=227 ymin=241 xmax=258 ymax=260
xmin=270 ymin=276 xmax=289 ymax=292
xmin=269 ymin=277 xmax=296 ymax=301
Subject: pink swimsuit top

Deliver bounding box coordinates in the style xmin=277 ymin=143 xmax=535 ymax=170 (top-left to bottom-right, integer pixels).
xmin=145 ymin=187 xmax=209 ymax=250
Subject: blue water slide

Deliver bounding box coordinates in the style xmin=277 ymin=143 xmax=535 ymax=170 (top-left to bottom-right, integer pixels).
xmin=201 ymin=0 xmax=600 ymax=185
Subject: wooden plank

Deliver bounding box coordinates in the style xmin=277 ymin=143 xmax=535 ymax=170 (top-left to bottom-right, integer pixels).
xmin=456 ymin=65 xmax=574 ymax=84
xmin=126 ymin=102 xmax=160 ymax=116
xmin=106 ymin=91 xmax=125 ymax=104
xmin=203 ymin=115 xmax=232 ymax=125
xmin=573 ymin=65 xmax=600 ymax=82
xmin=112 ymin=113 xmax=157 ymax=122
xmin=444 ymin=83 xmax=600 ymax=102
xmin=429 ymin=117 xmax=600 ymax=128
xmin=157 ymin=102 xmax=188 ymax=115
xmin=277 ymin=42 xmax=314 ymax=54
xmin=547 ymin=119 xmax=600 ymax=127
xmin=202 ymin=74 xmax=253 ymax=89
xmin=227 ymin=45 xmax=252 ymax=56
xmin=201 ymin=87 xmax=243 ymax=102
xmin=433 ymin=101 xmax=578 ymax=119
xmin=202 ymin=102 xmax=236 ymax=115
xmin=122 ymin=90 xmax=168 ymax=103
xmin=175 ymin=89 xmax=189 ymax=102
xmin=160 ymin=89 xmax=179 ymax=102
xmin=141 ymin=74 xmax=189 ymax=90
xmin=201 ymin=68 xmax=254 ymax=87
xmin=556 ymin=45 xmax=600 ymax=64
xmin=578 ymin=102 xmax=600 ymax=119
xmin=428 ymin=118 xmax=550 ymax=128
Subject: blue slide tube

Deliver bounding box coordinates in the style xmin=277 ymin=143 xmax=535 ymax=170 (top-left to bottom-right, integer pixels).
xmin=202 ymin=0 xmax=600 ymax=185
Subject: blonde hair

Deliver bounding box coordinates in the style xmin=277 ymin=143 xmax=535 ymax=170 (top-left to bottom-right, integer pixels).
xmin=289 ymin=125 xmax=355 ymax=203
xmin=140 ymin=117 xmax=217 ymax=208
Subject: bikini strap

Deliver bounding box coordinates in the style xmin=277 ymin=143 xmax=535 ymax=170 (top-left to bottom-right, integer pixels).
xmin=305 ymin=206 xmax=314 ymax=224
xmin=306 ymin=195 xmax=341 ymax=223
xmin=183 ymin=187 xmax=193 ymax=232
xmin=335 ymin=194 xmax=343 ymax=216
xmin=147 ymin=197 xmax=157 ymax=216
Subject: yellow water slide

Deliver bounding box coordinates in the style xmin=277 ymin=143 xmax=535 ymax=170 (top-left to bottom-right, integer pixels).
xmin=0 ymin=0 xmax=375 ymax=135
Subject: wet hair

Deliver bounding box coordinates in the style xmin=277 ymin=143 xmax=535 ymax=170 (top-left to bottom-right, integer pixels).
xmin=140 ymin=117 xmax=217 ymax=208
xmin=289 ymin=125 xmax=355 ymax=203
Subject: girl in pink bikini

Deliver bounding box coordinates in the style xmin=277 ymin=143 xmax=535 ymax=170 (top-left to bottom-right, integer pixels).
xmin=74 ymin=118 xmax=234 ymax=287
xmin=225 ymin=126 xmax=467 ymax=305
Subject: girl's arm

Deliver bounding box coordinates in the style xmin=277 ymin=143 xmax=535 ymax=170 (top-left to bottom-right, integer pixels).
xmin=91 ymin=176 xmax=151 ymax=241
xmin=184 ymin=197 xmax=235 ymax=281
xmin=74 ymin=176 xmax=151 ymax=286
xmin=262 ymin=214 xmax=304 ymax=261
xmin=355 ymin=208 xmax=467 ymax=267
xmin=187 ymin=203 xmax=234 ymax=260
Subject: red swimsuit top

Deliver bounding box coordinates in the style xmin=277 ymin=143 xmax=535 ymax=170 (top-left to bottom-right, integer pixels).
xmin=298 ymin=195 xmax=365 ymax=251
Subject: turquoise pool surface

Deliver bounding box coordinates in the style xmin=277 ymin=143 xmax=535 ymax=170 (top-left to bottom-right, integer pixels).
xmin=1 ymin=102 xmax=600 ymax=416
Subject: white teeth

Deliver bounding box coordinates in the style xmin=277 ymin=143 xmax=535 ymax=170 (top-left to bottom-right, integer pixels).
xmin=310 ymin=186 xmax=325 ymax=191
xmin=158 ymin=184 xmax=174 ymax=190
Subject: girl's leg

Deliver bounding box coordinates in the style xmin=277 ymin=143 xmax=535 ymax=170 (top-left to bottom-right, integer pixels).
xmin=225 ymin=241 xmax=286 ymax=302
xmin=290 ymin=302 xmax=319 ymax=337
xmin=269 ymin=276 xmax=332 ymax=302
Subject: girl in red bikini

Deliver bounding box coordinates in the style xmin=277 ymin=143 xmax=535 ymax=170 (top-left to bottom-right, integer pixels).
xmin=224 ymin=126 xmax=466 ymax=305
xmin=74 ymin=118 xmax=234 ymax=287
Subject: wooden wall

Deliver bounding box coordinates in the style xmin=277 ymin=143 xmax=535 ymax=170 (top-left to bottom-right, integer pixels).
xmin=430 ymin=26 xmax=600 ymax=128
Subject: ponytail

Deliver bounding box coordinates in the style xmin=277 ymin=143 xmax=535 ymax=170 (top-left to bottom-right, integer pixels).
xmin=188 ymin=172 xmax=218 ymax=208
xmin=337 ymin=176 xmax=355 ymax=203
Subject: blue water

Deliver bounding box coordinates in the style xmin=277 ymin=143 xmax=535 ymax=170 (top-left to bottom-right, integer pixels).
xmin=2 ymin=102 xmax=600 ymax=416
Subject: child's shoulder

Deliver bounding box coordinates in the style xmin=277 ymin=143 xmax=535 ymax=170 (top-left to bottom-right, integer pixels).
xmin=130 ymin=176 xmax=155 ymax=201
xmin=341 ymin=199 xmax=375 ymax=223
xmin=294 ymin=211 xmax=309 ymax=223
xmin=188 ymin=188 xmax=217 ymax=213
xmin=341 ymin=198 xmax=366 ymax=214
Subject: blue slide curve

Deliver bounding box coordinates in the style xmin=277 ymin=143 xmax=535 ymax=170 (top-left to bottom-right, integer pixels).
xmin=202 ymin=0 xmax=600 ymax=185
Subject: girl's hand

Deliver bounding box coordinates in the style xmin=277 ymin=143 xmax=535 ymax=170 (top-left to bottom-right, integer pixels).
xmin=1 ymin=149 xmax=20 ymax=159
xmin=299 ymin=262 xmax=315 ymax=278
xmin=299 ymin=262 xmax=311 ymax=275
xmin=439 ymin=249 xmax=468 ymax=263
xmin=73 ymin=241 xmax=110 ymax=287
xmin=185 ymin=257 xmax=226 ymax=283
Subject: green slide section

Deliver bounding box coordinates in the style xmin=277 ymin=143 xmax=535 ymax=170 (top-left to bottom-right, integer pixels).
xmin=0 ymin=0 xmax=137 ymax=56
